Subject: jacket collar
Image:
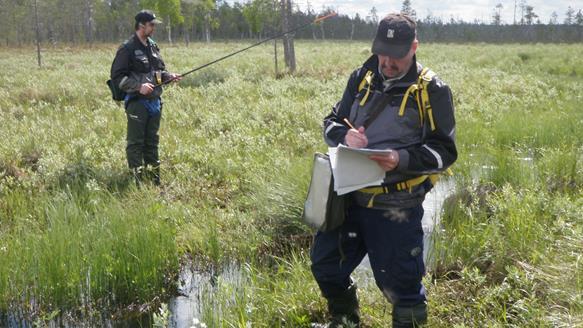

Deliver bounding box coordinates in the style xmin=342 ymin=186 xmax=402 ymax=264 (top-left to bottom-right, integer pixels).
xmin=362 ymin=55 xmax=421 ymax=89
xmin=132 ymin=32 xmax=150 ymax=49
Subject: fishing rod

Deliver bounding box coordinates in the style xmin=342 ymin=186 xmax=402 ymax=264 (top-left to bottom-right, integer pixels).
xmin=160 ymin=12 xmax=337 ymax=86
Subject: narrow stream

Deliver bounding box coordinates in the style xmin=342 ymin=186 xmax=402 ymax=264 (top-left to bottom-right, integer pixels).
xmin=1 ymin=180 xmax=455 ymax=327
xmin=167 ymin=179 xmax=456 ymax=327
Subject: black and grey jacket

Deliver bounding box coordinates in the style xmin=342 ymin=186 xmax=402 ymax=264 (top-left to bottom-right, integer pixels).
xmin=110 ymin=33 xmax=171 ymax=99
xmin=323 ymin=55 xmax=457 ymax=206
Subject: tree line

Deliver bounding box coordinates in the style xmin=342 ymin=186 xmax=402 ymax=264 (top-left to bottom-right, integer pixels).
xmin=1 ymin=0 xmax=582 ymax=46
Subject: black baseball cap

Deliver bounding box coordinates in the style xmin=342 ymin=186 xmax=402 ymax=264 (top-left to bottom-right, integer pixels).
xmin=371 ymin=13 xmax=416 ymax=58
xmin=135 ymin=10 xmax=162 ymax=24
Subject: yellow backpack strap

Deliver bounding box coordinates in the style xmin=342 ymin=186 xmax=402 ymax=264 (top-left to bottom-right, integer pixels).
xmin=358 ymin=70 xmax=374 ymax=106
xmin=418 ymin=67 xmax=437 ymax=131
xmin=415 ymin=87 xmax=424 ymax=126
xmin=429 ymin=168 xmax=453 ymax=185
xmin=398 ymin=84 xmax=419 ymax=117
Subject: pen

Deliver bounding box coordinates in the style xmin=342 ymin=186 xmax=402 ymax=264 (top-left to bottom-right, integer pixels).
xmin=343 ymin=118 xmax=356 ymax=130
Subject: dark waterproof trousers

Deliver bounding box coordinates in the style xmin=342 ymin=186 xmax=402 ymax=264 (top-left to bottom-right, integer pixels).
xmin=125 ymin=100 xmax=161 ymax=169
xmin=311 ymin=203 xmax=426 ymax=307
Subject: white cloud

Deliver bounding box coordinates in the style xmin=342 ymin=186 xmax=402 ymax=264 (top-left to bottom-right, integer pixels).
xmin=230 ymin=0 xmax=582 ymax=24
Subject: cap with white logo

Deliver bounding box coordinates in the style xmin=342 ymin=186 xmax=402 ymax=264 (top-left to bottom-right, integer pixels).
xmin=372 ymin=13 xmax=416 ymax=58
xmin=135 ymin=10 xmax=162 ymax=25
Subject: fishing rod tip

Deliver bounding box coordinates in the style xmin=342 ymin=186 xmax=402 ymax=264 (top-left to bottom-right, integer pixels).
xmin=314 ymin=12 xmax=338 ymax=24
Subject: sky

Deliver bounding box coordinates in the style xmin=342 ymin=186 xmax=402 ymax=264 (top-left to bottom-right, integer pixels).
xmin=228 ymin=0 xmax=582 ymax=24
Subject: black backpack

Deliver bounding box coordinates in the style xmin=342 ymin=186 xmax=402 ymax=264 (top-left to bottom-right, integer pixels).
xmin=106 ymin=79 xmax=126 ymax=101
xmin=107 ymin=42 xmax=132 ymax=102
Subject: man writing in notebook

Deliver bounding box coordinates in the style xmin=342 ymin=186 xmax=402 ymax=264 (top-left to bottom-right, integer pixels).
xmin=311 ymin=13 xmax=457 ymax=327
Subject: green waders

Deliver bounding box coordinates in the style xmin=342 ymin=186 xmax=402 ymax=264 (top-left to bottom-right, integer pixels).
xmin=125 ymin=99 xmax=161 ymax=185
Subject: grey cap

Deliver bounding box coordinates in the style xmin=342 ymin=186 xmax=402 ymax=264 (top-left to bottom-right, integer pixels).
xmin=135 ymin=10 xmax=162 ymax=25
xmin=371 ymin=13 xmax=416 ymax=58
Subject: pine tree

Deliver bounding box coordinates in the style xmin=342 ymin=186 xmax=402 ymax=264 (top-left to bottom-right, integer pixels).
xmin=524 ymin=5 xmax=537 ymax=25
xmin=575 ymin=9 xmax=583 ymax=25
xmin=565 ymin=6 xmax=575 ymax=25
xmin=549 ymin=11 xmax=558 ymax=25
xmin=368 ymin=6 xmax=378 ymax=24
xmin=401 ymin=0 xmax=417 ymax=20
xmin=492 ymin=3 xmax=503 ymax=25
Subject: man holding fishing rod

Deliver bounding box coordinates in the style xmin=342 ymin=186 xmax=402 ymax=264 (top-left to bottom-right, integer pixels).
xmin=108 ymin=10 xmax=336 ymax=186
xmin=110 ymin=10 xmax=181 ymax=186
xmin=311 ymin=14 xmax=457 ymax=327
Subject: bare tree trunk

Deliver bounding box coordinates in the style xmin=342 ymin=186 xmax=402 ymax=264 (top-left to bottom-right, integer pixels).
xmin=320 ymin=21 xmax=325 ymax=40
xmin=15 ymin=11 xmax=21 ymax=47
xmin=34 ymin=0 xmax=41 ymax=67
xmin=167 ymin=16 xmax=172 ymax=43
xmin=204 ymin=13 xmax=211 ymax=43
xmin=184 ymin=25 xmax=190 ymax=46
xmin=280 ymin=0 xmax=295 ymax=73
xmin=47 ymin=24 xmax=55 ymax=45
xmin=274 ymin=39 xmax=278 ymax=77
xmin=513 ymin=0 xmax=517 ymax=24
xmin=192 ymin=20 xmax=197 ymax=42
xmin=84 ymin=0 xmax=94 ymax=43
xmin=350 ymin=22 xmax=355 ymax=40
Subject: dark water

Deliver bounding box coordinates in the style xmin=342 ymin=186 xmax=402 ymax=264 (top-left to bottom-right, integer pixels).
xmin=2 ymin=180 xmax=455 ymax=328
xmin=2 ymin=310 xmax=152 ymax=328
xmin=166 ymin=180 xmax=455 ymax=328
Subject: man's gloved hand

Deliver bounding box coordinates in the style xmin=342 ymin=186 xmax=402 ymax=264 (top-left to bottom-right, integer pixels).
xmin=168 ymin=73 xmax=182 ymax=82
xmin=139 ymin=83 xmax=155 ymax=95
